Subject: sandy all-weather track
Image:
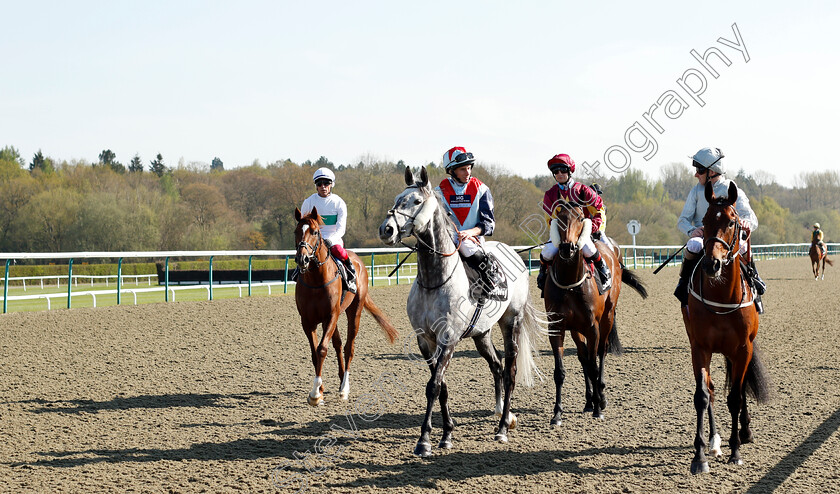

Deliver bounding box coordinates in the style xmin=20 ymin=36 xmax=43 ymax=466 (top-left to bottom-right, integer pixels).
xmin=1 ymin=257 xmax=839 ymax=493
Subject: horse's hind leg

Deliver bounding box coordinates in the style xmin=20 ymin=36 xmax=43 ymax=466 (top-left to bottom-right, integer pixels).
xmin=549 ymin=332 xmax=566 ymax=427
xmin=726 ymin=354 xmax=750 ymax=466
xmin=707 ymin=377 xmax=722 ymax=457
xmin=496 ymin=317 xmax=524 ymax=443
xmin=338 ymin=302 xmax=363 ymax=401
xmin=473 ymin=332 xmax=507 ymax=427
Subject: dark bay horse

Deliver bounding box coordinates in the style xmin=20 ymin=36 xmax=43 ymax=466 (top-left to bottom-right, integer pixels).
xmin=378 ymin=166 xmax=548 ymax=456
xmin=294 ymin=207 xmax=398 ymax=406
xmin=809 ymin=241 xmax=833 ymax=280
xmin=544 ymin=203 xmax=648 ymax=426
xmin=683 ymin=181 xmax=772 ymax=474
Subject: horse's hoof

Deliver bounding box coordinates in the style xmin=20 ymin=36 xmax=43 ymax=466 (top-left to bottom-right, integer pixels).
xmin=593 ymin=413 xmax=605 ymax=420
xmin=307 ymin=395 xmax=323 ymax=406
xmin=550 ymin=414 xmax=562 ymax=428
xmin=494 ymin=433 xmax=508 ymax=443
xmin=339 ymin=392 xmax=349 ymax=401
xmin=413 ymin=441 xmax=433 ymax=457
xmin=709 ymin=434 xmax=723 ymax=457
xmin=583 ymin=405 xmax=594 ymax=413
xmin=438 ymin=439 xmax=453 ymax=449
xmin=691 ymin=460 xmax=710 ymax=474
xmin=727 ymin=455 xmax=743 ymax=466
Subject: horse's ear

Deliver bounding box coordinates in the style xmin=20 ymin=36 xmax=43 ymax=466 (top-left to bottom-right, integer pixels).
xmin=419 ymin=166 xmax=429 ymax=188
xmin=727 ymin=182 xmax=738 ymax=205
xmin=404 ymin=166 xmax=414 ymax=186
xmin=311 ymin=206 xmax=318 ymax=219
xmin=294 ymin=207 xmax=302 ymax=222
xmin=704 ymin=181 xmax=714 ymax=203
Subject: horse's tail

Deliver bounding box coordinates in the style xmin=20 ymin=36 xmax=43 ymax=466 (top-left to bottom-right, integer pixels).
xmin=516 ymin=298 xmax=551 ymax=387
xmin=607 ymin=318 xmax=624 ymax=355
xmin=825 ymin=255 xmax=834 ymax=266
xmin=620 ymin=267 xmax=649 ymax=299
xmin=725 ymin=341 xmax=773 ymax=404
xmin=363 ymin=297 xmax=399 ymax=344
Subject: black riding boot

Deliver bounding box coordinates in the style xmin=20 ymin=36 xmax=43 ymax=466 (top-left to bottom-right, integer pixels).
xmin=749 ymin=260 xmax=766 ymax=295
xmin=464 ymin=251 xmax=495 ymax=303
xmin=587 ymin=253 xmax=612 ymax=291
xmin=674 ymin=252 xmax=701 ymax=306
xmin=536 ymin=255 xmax=549 ymax=296
xmin=343 ymin=259 xmax=357 ymax=294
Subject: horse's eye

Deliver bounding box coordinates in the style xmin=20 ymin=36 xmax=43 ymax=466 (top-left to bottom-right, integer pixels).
xmin=729 ymin=220 xmax=736 ymax=228
xmin=414 ymin=199 xmax=422 ymax=205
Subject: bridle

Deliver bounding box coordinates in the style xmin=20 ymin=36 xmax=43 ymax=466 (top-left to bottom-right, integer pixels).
xmin=385 ymin=185 xmax=460 ymax=257
xmin=703 ymin=205 xmax=741 ymax=267
xmin=554 ymin=206 xmax=585 ymax=261
xmin=296 ymin=227 xmax=328 ymax=273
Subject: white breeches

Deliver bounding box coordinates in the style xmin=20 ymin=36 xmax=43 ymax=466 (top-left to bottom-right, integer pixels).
xmin=453 ymin=233 xmax=485 ymax=257
xmin=542 ymin=237 xmax=598 ymax=260
xmin=686 ymin=232 xmax=748 ymax=255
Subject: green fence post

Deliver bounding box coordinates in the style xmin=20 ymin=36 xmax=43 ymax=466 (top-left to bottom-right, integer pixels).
xmin=165 ymin=257 xmax=170 ymax=302
xmin=248 ymin=255 xmax=253 ymax=297
xmin=395 ymin=252 xmax=400 ymax=285
xmin=371 ymin=253 xmax=375 ymax=287
xmin=3 ymin=259 xmax=10 ymax=314
xmin=284 ymin=256 xmax=289 ymax=294
xmin=117 ymin=258 xmax=123 ymax=305
xmin=67 ymin=258 xmax=74 ymax=309
xmin=209 ymin=256 xmax=214 ymax=301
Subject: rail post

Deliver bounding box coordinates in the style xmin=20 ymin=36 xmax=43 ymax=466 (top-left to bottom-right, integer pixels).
xmin=284 ymin=256 xmax=289 ymax=294
xmin=3 ymin=259 xmax=9 ymax=314
xmin=165 ymin=257 xmax=170 ymax=302
xmin=248 ymin=255 xmax=253 ymax=296
xmin=117 ymin=258 xmax=123 ymax=305
xmin=371 ymin=253 xmax=375 ymax=287
xmin=209 ymin=256 xmax=214 ymax=301
xmin=67 ymin=258 xmax=74 ymax=309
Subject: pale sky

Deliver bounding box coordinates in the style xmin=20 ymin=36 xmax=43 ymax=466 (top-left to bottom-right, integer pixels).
xmin=2 ymin=1 xmax=839 ymax=184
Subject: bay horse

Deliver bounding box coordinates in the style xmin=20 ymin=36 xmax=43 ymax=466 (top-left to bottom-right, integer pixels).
xmin=683 ymin=181 xmax=772 ymax=474
xmin=378 ymin=166 xmax=548 ymax=456
xmin=809 ymin=241 xmax=833 ymax=280
xmin=294 ymin=207 xmax=398 ymax=406
xmin=544 ymin=202 xmax=648 ymax=426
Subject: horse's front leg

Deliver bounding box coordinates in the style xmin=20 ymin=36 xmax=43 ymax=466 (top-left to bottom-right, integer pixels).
xmin=308 ymin=312 xmax=341 ymax=406
xmin=414 ymin=337 xmax=456 ymax=457
xmin=727 ymin=353 xmax=751 ymax=466
xmin=549 ymin=331 xmax=566 ymax=427
xmin=690 ymin=349 xmax=712 ymax=474
xmin=301 ymin=321 xmax=326 ymax=406
xmin=707 ymin=377 xmax=722 ymax=458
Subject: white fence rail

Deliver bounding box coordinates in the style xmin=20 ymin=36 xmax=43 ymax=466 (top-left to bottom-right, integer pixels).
xmin=2 ymin=243 xmax=835 ymax=313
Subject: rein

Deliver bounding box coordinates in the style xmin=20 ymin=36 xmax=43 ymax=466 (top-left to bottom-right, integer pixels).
xmin=295 ymin=228 xmax=341 ymax=289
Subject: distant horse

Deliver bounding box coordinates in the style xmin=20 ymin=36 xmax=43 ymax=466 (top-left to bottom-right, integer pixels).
xmin=378 ymin=166 xmax=547 ymax=456
xmin=682 ymin=181 xmax=772 ymax=474
xmin=544 ymin=203 xmax=648 ymax=426
xmin=294 ymin=207 xmax=398 ymax=406
xmin=809 ymin=241 xmax=833 ymax=280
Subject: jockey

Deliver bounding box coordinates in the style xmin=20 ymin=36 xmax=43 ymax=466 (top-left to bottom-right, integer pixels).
xmin=675 ymin=147 xmax=765 ymax=312
xmin=536 ymin=153 xmax=612 ymax=293
xmin=435 ymin=146 xmax=497 ymax=302
xmin=300 ymin=167 xmax=356 ymax=293
xmin=813 ymin=223 xmax=827 ymax=256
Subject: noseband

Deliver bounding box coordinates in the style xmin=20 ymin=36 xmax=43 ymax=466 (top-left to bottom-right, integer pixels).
xmin=385 ymin=186 xmax=460 ymax=257
xmin=296 ymin=228 xmax=327 ymax=272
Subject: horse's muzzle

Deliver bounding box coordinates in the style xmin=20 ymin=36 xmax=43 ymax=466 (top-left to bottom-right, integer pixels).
xmin=379 ymin=219 xmax=399 ymax=245
xmin=558 ymin=242 xmax=577 ymax=260
xmin=701 ymin=256 xmax=723 ymax=277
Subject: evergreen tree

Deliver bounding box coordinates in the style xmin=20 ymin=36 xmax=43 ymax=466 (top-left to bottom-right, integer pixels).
xmin=211 ymin=157 xmax=224 ymax=171
xmin=128 ymin=154 xmax=144 ymax=173
xmin=150 ymin=153 xmax=167 ymax=177
xmin=29 ymin=150 xmax=53 ymax=173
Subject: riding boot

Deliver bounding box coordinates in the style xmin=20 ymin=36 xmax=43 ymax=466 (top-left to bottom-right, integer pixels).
xmin=343 ymin=259 xmax=357 ymax=294
xmin=464 ymin=251 xmax=495 ymax=303
xmin=747 ymin=260 xmax=766 ymax=295
xmin=674 ymin=252 xmax=701 ymax=306
xmin=536 ymin=255 xmax=549 ymax=297
xmin=587 ymin=253 xmax=612 ymax=291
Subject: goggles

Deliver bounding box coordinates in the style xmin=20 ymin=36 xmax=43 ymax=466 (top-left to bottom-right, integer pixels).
xmin=315 ymin=179 xmax=333 ymax=187
xmin=551 ymin=164 xmax=571 ymax=174
xmin=451 ymin=152 xmax=474 ymax=165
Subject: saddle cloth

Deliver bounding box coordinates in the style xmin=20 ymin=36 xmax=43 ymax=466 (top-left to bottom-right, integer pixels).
xmin=463 ymin=252 xmax=509 ymax=302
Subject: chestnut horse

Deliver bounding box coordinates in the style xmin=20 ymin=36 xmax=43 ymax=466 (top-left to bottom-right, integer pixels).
xmin=294 ymin=207 xmax=398 ymax=406
xmin=683 ymin=181 xmax=772 ymax=474
xmin=544 ymin=202 xmax=648 ymax=426
xmin=809 ymin=241 xmax=833 ymax=280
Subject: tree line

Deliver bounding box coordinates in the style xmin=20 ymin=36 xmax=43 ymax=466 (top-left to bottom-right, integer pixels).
xmin=1 ymin=145 xmax=836 ymax=257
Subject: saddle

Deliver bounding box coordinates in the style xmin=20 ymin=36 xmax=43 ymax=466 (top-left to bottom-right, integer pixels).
xmin=463 ymin=252 xmax=508 ymax=302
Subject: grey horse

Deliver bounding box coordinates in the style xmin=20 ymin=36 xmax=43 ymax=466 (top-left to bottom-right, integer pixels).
xmin=379 ymin=166 xmax=548 ymax=457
